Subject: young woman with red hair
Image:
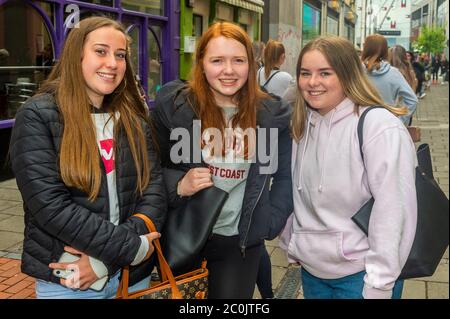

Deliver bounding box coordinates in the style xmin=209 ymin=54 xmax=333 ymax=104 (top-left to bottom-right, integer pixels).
xmin=151 ymin=22 xmax=293 ymax=299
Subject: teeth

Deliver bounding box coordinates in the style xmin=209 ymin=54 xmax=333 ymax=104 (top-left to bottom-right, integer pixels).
xmin=309 ymin=91 xmax=324 ymax=96
xmin=97 ymin=72 xmax=115 ymax=79
xmin=221 ymin=79 xmax=236 ymax=83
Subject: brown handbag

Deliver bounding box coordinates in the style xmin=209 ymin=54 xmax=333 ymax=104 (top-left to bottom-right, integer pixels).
xmin=407 ymin=126 xmax=421 ymax=142
xmin=116 ymin=214 xmax=208 ymax=299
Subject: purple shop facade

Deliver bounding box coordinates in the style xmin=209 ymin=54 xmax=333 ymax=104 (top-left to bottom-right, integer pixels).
xmin=0 ymin=0 xmax=180 ymax=129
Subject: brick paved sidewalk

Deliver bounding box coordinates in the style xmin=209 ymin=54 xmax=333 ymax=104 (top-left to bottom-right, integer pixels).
xmin=0 ymin=258 xmax=35 ymax=299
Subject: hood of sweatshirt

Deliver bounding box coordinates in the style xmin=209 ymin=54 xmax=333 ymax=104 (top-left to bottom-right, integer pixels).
xmin=369 ymin=61 xmax=391 ymax=76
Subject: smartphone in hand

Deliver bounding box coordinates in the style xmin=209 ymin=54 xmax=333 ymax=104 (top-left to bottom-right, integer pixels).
xmin=53 ymin=252 xmax=108 ymax=291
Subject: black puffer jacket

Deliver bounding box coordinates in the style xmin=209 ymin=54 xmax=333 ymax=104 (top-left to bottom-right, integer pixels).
xmin=151 ymin=80 xmax=293 ymax=253
xmin=9 ymin=93 xmax=167 ymax=285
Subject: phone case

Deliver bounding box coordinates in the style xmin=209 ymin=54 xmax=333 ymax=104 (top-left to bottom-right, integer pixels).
xmin=53 ymin=252 xmax=108 ymax=291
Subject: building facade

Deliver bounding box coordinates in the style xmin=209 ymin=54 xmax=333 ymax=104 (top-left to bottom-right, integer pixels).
xmin=411 ymin=0 xmax=448 ymax=57
xmin=262 ymin=0 xmax=357 ymax=76
xmin=0 ymin=0 xmax=181 ymax=130
xmin=179 ymin=0 xmax=264 ymax=80
xmin=355 ymin=0 xmax=413 ymax=50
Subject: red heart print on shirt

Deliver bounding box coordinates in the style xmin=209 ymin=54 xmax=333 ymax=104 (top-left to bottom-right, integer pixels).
xmin=100 ymin=139 xmax=115 ymax=174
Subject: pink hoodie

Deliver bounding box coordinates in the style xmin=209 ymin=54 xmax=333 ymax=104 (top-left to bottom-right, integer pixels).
xmin=280 ymin=98 xmax=417 ymax=299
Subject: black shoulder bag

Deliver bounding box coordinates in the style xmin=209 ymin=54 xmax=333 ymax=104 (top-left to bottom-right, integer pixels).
xmin=352 ymin=106 xmax=449 ymax=279
xmin=160 ymin=186 xmax=228 ymax=276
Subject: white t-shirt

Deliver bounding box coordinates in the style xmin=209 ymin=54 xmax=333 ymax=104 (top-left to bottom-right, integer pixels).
xmin=257 ymin=67 xmax=293 ymax=97
xmin=89 ymin=111 xmax=148 ymax=280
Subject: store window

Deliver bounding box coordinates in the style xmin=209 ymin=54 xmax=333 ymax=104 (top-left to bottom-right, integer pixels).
xmin=122 ymin=0 xmax=164 ymax=16
xmin=344 ymin=22 xmax=355 ymax=43
xmin=0 ymin=1 xmax=55 ymax=121
xmin=193 ymin=14 xmax=203 ymax=39
xmin=126 ymin=25 xmax=140 ymax=75
xmin=75 ymin=0 xmax=113 ymax=7
xmin=147 ymin=26 xmax=162 ymax=100
xmin=215 ymin=3 xmax=234 ymax=22
xmin=327 ymin=15 xmax=338 ymax=35
xmin=302 ymin=2 xmax=321 ymax=48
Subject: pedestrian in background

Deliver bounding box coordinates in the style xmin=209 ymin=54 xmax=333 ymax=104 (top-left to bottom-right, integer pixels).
xmin=388 ymin=45 xmax=417 ymax=92
xmin=407 ymin=51 xmax=426 ymax=99
xmin=252 ymin=41 xmax=265 ymax=69
xmin=280 ymin=35 xmax=417 ymax=299
xmin=151 ymin=22 xmax=293 ymax=299
xmin=361 ymin=34 xmax=418 ymax=125
xmin=440 ymin=55 xmax=448 ymax=84
xmin=255 ymin=40 xmax=293 ymax=299
xmin=257 ymin=39 xmax=293 ymax=97
xmin=9 ymin=16 xmax=166 ymax=299
xmin=388 ymin=45 xmax=418 ymax=125
xmin=431 ymin=53 xmax=442 ymax=84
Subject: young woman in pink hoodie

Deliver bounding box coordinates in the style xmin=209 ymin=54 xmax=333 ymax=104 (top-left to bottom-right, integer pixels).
xmin=280 ymin=36 xmax=417 ymax=299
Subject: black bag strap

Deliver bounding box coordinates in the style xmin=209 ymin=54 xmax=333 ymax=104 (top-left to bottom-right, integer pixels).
xmin=357 ymin=106 xmax=385 ymax=162
xmin=263 ymin=70 xmax=281 ymax=88
xmin=258 ymin=67 xmax=281 ymax=89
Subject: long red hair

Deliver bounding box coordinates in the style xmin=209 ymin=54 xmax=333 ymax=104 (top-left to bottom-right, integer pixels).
xmin=188 ymin=22 xmax=269 ymax=158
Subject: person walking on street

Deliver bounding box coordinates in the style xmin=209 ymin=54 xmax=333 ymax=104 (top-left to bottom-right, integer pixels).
xmin=9 ymin=17 xmax=166 ymax=299
xmin=361 ymin=34 xmax=418 ymax=125
xmin=280 ymin=36 xmax=417 ymax=299
xmin=431 ymin=53 xmax=442 ymax=84
xmin=407 ymin=51 xmax=426 ymax=99
xmin=440 ymin=55 xmax=448 ymax=84
xmin=151 ymin=22 xmax=293 ymax=299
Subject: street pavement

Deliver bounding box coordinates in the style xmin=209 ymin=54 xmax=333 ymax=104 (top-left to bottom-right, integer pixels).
xmin=0 ymin=83 xmax=448 ymax=299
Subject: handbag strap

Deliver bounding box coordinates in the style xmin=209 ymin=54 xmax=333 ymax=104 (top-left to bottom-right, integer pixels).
xmin=357 ymin=106 xmax=385 ymax=162
xmin=116 ymin=214 xmax=183 ymax=299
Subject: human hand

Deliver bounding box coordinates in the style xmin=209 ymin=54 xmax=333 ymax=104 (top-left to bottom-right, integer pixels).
xmin=143 ymin=232 xmax=161 ymax=261
xmin=177 ymin=168 xmax=213 ymax=197
xmin=49 ymin=246 xmax=99 ymax=291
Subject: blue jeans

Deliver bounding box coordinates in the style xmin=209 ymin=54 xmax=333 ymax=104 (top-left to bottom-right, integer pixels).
xmin=301 ymin=268 xmax=404 ymax=299
xmin=35 ymin=272 xmax=151 ymax=299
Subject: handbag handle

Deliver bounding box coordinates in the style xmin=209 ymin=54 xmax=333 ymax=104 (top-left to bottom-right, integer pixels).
xmin=116 ymin=214 xmax=183 ymax=299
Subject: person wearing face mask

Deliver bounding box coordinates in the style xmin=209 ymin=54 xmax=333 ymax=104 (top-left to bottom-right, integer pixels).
xmin=151 ymin=22 xmax=293 ymax=299
xmin=9 ymin=17 xmax=166 ymax=299
xmin=279 ymin=36 xmax=417 ymax=299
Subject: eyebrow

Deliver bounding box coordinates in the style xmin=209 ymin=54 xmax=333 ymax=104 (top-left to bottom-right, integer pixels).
xmin=300 ymin=67 xmax=334 ymax=71
xmin=93 ymin=43 xmax=127 ymax=51
xmin=208 ymin=55 xmax=247 ymax=59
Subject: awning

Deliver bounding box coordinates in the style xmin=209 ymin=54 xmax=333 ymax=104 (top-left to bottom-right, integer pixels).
xmin=219 ymin=0 xmax=264 ymax=14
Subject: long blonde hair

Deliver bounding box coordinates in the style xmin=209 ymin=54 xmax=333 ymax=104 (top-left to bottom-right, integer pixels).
xmin=388 ymin=45 xmax=417 ymax=91
xmin=291 ymin=36 xmax=407 ymax=142
xmin=39 ymin=17 xmax=151 ymax=201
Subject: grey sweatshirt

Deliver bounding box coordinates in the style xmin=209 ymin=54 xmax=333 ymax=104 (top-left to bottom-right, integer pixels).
xmin=366 ymin=61 xmax=418 ymax=125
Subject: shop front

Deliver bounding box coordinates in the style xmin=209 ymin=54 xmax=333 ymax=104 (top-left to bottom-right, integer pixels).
xmin=302 ymin=0 xmax=321 ymax=48
xmin=0 ymin=0 xmax=180 ymax=130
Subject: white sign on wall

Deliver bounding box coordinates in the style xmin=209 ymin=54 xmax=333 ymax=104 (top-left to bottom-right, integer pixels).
xmin=184 ymin=36 xmax=197 ymax=53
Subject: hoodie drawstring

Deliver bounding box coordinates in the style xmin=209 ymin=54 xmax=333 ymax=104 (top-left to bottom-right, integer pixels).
xmin=297 ymin=112 xmax=313 ymax=191
xmin=318 ymin=109 xmax=336 ymax=192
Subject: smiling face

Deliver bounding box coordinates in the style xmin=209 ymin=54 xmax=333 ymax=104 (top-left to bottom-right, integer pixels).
xmin=202 ymin=36 xmax=249 ymax=106
xmin=298 ymin=49 xmax=346 ymax=115
xmin=81 ymin=26 xmax=127 ymax=107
